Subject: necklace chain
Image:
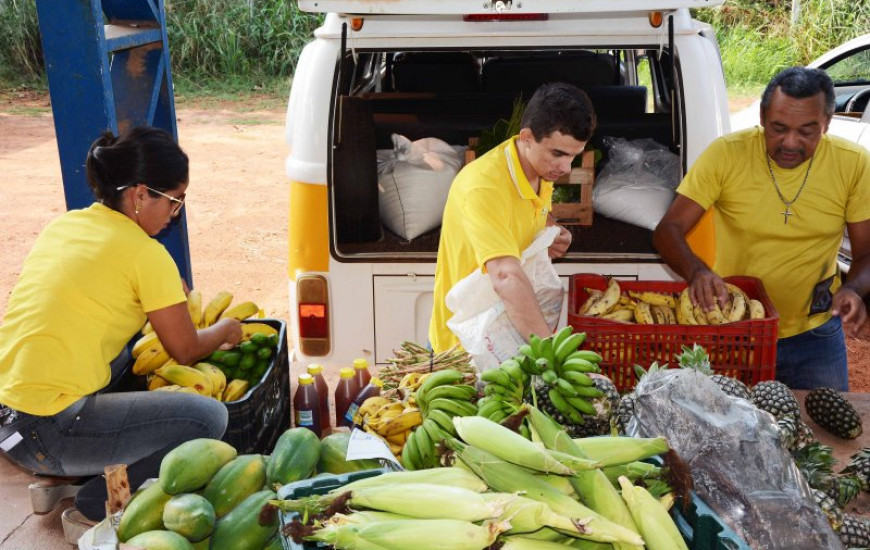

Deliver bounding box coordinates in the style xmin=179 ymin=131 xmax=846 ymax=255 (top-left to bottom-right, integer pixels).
xmin=766 ymin=153 xmax=814 ymax=224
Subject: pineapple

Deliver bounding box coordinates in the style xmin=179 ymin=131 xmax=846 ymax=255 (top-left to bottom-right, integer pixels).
xmin=805 ymin=387 xmax=863 ymax=440
xmin=777 ymin=416 xmax=817 ymax=453
xmin=839 ymin=514 xmax=870 ymax=547
xmin=824 ymin=474 xmax=862 ymax=509
xmin=545 ymin=374 xmax=619 ymax=438
xmin=675 ymin=343 xmax=712 ymax=374
xmin=750 ymin=380 xmax=801 ymax=420
xmin=709 ymin=374 xmax=750 ymax=400
xmin=812 ymin=488 xmax=845 ymax=532
xmin=615 ymin=391 xmax=636 ymax=434
xmin=840 ymin=448 xmax=870 ymax=491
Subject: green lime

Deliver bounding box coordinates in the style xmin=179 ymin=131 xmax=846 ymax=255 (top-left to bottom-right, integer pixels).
xmin=256 ymin=346 xmax=273 ymax=360
xmin=239 ymin=353 xmax=257 ymax=371
xmin=250 ymin=333 xmax=270 ymax=347
xmin=239 ymin=341 xmax=259 ymax=354
xmin=222 ymin=351 xmax=242 ymax=369
xmin=268 ymin=334 xmax=280 ymax=348
xmin=208 ymin=350 xmax=228 ymax=365
xmin=223 ymin=367 xmax=237 ymax=380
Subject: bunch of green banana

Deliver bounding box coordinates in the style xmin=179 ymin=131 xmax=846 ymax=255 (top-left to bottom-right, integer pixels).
xmin=402 ymin=369 xmax=478 ymax=471
xmin=517 ymin=326 xmax=606 ymax=425
xmin=477 ymin=358 xmax=528 ymax=425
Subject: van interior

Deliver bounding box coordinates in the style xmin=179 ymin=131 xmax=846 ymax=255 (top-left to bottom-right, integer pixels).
xmin=330 ymin=47 xmax=684 ymax=262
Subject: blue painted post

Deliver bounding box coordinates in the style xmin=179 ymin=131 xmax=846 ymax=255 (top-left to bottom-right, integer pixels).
xmin=34 ymin=0 xmax=192 ymax=287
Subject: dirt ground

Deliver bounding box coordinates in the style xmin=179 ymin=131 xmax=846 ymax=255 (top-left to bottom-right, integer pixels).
xmin=2 ymin=90 xmax=870 ymax=391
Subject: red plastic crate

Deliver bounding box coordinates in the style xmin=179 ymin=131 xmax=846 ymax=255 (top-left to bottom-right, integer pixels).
xmin=567 ymin=274 xmax=779 ymax=392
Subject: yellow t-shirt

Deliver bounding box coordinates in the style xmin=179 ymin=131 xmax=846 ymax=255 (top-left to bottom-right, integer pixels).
xmin=678 ymin=127 xmax=870 ymax=338
xmin=0 ymin=203 xmax=186 ymax=415
xmin=429 ymin=137 xmax=553 ymax=352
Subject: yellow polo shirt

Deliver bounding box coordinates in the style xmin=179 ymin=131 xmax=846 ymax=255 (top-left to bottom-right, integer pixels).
xmin=429 ymin=137 xmax=553 ymax=352
xmin=678 ymin=128 xmax=870 ymax=338
xmin=0 ymin=203 xmax=186 ymax=415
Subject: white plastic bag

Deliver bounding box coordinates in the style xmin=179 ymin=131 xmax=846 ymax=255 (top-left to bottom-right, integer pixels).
xmin=376 ymin=134 xmax=465 ymax=240
xmin=445 ymin=226 xmax=563 ymax=371
xmin=593 ymin=137 xmax=681 ymax=230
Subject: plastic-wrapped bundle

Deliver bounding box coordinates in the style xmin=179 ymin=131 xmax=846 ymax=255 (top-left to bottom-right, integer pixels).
xmin=626 ymin=369 xmax=843 ymax=550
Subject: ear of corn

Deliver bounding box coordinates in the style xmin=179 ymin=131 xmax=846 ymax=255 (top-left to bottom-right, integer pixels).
xmin=523 ymin=404 xmax=642 ymax=547
xmin=481 ymin=493 xmax=582 ymax=535
xmin=444 ymin=438 xmax=644 ymax=546
xmin=499 ymin=535 xmax=598 ymax=549
xmin=331 ymin=467 xmax=487 ymax=494
xmin=326 ymin=511 xmax=413 ymax=525
xmin=534 ymin=473 xmax=577 ymax=496
xmin=310 ymin=519 xmax=509 ymax=550
xmin=618 ymin=476 xmax=689 ymax=550
xmin=545 ymin=448 xmax=603 ymax=471
xmin=452 ymin=416 xmax=575 ymax=475
xmin=571 ymin=436 xmax=670 ymax=466
xmin=349 ymin=483 xmax=514 ymax=522
xmin=601 ymin=462 xmax=662 ymax=485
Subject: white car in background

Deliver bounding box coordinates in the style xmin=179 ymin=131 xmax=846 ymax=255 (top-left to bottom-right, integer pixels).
xmin=730 ymin=33 xmax=870 ymax=272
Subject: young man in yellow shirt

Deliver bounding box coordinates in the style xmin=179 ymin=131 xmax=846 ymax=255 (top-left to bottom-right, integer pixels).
xmin=429 ymin=83 xmax=597 ymax=353
xmin=654 ymin=67 xmax=870 ymax=390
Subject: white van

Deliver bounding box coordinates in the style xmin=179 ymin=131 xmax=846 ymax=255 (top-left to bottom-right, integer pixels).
xmin=285 ymin=0 xmax=729 ymax=366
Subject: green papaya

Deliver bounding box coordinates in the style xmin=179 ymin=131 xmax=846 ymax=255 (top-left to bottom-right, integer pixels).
xmin=162 ymin=493 xmax=215 ymax=542
xmin=202 ymin=454 xmax=267 ymax=517
xmin=117 ymin=481 xmax=173 ymax=542
xmin=125 ymin=530 xmax=194 ymax=550
xmin=159 ymin=438 xmax=237 ymax=495
xmin=209 ymin=490 xmax=278 ymax=550
xmin=266 ymin=428 xmax=320 ymax=488
xmin=317 ymin=432 xmax=381 ymax=474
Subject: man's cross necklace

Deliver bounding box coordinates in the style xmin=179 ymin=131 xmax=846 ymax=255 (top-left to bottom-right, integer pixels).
xmin=766 ymin=152 xmax=815 ymax=224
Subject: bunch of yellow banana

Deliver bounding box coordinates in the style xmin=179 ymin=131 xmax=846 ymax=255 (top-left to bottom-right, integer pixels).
xmin=131 ymin=289 xmax=268 ymax=375
xmin=579 ymin=278 xmax=766 ymax=325
xmin=355 ymin=396 xmax=423 ymax=459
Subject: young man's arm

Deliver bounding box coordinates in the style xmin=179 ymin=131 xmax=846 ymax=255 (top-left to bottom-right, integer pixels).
xmin=653 ymin=194 xmax=728 ymax=310
xmin=486 ymin=255 xmax=552 ymax=339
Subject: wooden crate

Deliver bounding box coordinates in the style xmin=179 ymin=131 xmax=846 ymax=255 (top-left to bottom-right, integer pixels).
xmin=551 ymin=150 xmax=594 ymax=226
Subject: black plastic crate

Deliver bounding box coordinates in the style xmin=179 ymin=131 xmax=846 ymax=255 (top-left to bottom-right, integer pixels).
xmin=276 ymin=467 xmax=750 ymax=550
xmin=222 ymin=318 xmax=291 ymax=454
xmin=278 ymin=469 xmax=390 ymax=550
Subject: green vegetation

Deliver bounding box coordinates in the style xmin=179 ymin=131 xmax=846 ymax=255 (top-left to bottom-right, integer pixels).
xmin=694 ymin=0 xmax=870 ymax=87
xmin=0 ymin=0 xmax=866 ymax=101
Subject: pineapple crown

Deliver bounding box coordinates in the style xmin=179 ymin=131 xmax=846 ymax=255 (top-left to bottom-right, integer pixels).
xmin=632 ymin=361 xmax=668 ymax=381
xmin=676 ymin=344 xmax=712 ymax=374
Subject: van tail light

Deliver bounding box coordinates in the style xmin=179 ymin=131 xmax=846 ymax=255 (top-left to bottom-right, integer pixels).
xmin=463 ymin=13 xmax=548 ymax=22
xmin=297 ymin=275 xmax=331 ymax=356
xmin=648 ymin=11 xmax=664 ymax=28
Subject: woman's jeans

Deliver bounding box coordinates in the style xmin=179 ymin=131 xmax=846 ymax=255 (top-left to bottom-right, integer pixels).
xmin=776 ymin=316 xmax=849 ymax=391
xmin=0 ymin=351 xmax=228 ymax=477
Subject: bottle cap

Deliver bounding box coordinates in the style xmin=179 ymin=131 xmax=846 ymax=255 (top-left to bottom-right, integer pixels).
xmin=370 ymin=377 xmax=383 ymax=388
xmin=339 ymin=367 xmax=355 ymax=378
xmin=353 ymin=358 xmax=369 ymax=370
xmin=307 ymin=363 xmax=323 ymax=375
xmin=298 ymin=373 xmax=314 ymax=385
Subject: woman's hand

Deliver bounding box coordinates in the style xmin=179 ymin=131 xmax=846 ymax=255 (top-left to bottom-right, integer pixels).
xmin=213 ymin=318 xmax=243 ymax=350
xmin=832 ymin=286 xmax=868 ymax=337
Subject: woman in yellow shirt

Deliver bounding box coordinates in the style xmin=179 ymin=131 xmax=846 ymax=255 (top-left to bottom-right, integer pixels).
xmin=0 ymin=126 xmax=242 ymax=517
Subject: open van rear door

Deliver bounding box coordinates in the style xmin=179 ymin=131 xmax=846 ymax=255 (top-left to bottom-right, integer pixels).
xmin=298 ymin=0 xmax=724 ymax=15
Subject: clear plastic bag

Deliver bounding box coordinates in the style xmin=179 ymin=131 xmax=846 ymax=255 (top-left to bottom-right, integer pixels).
xmin=626 ymin=369 xmax=844 ymax=550
xmin=445 ymin=227 xmax=563 ymax=371
xmin=592 ymin=137 xmax=681 ymax=230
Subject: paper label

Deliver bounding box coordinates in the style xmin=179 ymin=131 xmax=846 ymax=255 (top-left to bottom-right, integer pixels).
xmin=346 ymin=428 xmax=402 ymax=467
xmin=296 ymin=410 xmax=314 ymax=427
xmin=0 ymin=431 xmax=22 ymax=452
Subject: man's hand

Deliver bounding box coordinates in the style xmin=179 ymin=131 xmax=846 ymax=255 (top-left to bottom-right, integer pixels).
xmin=832 ymin=286 xmax=868 ymax=337
xmin=688 ymin=266 xmax=729 ymax=312
xmin=548 ymin=224 xmax=572 ymax=259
